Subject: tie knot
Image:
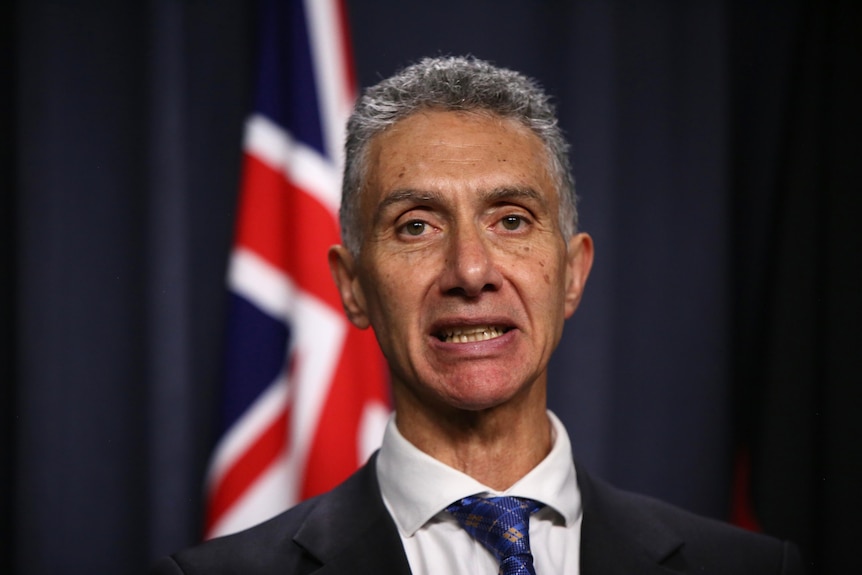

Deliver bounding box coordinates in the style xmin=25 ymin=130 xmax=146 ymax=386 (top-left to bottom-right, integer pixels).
xmin=447 ymin=496 xmax=543 ymax=575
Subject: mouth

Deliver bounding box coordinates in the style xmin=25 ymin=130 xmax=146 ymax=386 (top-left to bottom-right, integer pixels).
xmin=435 ymin=325 xmax=510 ymax=344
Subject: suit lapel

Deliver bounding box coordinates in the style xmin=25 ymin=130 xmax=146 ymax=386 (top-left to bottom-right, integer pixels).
xmin=577 ymin=463 xmax=684 ymax=575
xmin=293 ymin=454 xmax=412 ymax=575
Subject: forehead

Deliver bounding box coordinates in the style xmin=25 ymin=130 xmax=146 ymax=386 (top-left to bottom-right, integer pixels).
xmin=363 ymin=110 xmax=554 ymax=200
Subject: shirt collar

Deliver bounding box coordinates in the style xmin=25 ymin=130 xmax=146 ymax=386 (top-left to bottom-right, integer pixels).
xmin=376 ymin=410 xmax=581 ymax=537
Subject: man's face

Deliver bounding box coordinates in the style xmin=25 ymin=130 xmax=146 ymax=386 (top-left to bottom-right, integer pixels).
xmin=330 ymin=110 xmax=592 ymax=417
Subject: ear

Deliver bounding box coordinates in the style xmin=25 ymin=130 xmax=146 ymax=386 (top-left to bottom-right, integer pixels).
xmin=328 ymin=245 xmax=371 ymax=329
xmin=563 ymin=233 xmax=594 ymax=318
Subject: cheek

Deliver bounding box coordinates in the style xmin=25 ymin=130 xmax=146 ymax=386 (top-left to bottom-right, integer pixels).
xmin=523 ymin=250 xmax=552 ymax=285
xmin=364 ymin=264 xmax=420 ymax=324
xmin=516 ymin=253 xmax=569 ymax=307
xmin=382 ymin=247 xmax=442 ymax=290
xmin=507 ymin=242 xmax=559 ymax=278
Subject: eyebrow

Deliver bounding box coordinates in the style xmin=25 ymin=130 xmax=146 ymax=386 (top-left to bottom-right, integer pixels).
xmin=377 ymin=186 xmax=547 ymax=211
xmin=483 ymin=186 xmax=548 ymax=210
xmin=376 ymin=188 xmax=446 ymax=212
xmin=371 ymin=189 xmax=445 ymax=229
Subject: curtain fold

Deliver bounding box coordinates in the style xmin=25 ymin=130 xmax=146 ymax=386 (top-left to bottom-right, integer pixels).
xmin=14 ymin=1 xmax=251 ymax=571
xmin=730 ymin=0 xmax=862 ymax=571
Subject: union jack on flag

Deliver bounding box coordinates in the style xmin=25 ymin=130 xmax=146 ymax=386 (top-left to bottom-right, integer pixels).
xmin=204 ymin=0 xmax=390 ymax=539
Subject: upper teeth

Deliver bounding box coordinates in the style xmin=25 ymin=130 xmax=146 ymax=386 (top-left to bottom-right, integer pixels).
xmin=441 ymin=326 xmax=505 ymax=343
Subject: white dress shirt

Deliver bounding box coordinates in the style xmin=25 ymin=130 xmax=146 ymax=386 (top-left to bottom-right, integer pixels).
xmin=376 ymin=410 xmax=582 ymax=575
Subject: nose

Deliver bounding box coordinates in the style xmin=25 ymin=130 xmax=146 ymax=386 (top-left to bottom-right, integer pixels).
xmin=439 ymin=223 xmax=503 ymax=298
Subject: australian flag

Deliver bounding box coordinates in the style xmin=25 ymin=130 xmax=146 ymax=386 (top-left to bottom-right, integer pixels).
xmin=204 ymin=0 xmax=390 ymax=538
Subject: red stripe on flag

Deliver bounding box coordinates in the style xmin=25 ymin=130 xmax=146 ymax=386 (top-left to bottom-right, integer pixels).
xmin=335 ymin=0 xmax=357 ymax=102
xmin=300 ymin=325 xmax=388 ymax=500
xmin=235 ymin=153 xmax=342 ymax=311
xmin=205 ymin=402 xmax=290 ymax=533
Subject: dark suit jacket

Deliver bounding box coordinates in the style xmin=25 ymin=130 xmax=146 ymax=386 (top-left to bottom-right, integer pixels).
xmin=152 ymin=455 xmax=804 ymax=574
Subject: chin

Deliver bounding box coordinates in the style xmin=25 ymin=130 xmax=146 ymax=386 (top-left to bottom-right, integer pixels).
xmin=439 ymin=381 xmax=523 ymax=412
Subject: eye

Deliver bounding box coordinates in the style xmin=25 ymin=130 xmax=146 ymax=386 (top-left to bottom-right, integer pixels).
xmin=401 ymin=220 xmax=427 ymax=236
xmin=500 ymin=215 xmax=526 ymax=231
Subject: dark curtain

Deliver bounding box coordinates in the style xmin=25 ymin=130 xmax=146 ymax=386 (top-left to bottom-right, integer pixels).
xmin=731 ymin=0 xmax=862 ymax=572
xmin=2 ymin=3 xmax=19 ymax=574
xmin=11 ymin=1 xmax=253 ymax=571
xmin=5 ymin=1 xmax=858 ymax=574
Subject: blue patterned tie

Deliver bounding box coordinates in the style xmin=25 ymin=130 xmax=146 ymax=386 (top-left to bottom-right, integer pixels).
xmin=447 ymin=496 xmax=544 ymax=575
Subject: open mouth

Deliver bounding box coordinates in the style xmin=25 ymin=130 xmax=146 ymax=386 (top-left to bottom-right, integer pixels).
xmin=436 ymin=325 xmax=509 ymax=344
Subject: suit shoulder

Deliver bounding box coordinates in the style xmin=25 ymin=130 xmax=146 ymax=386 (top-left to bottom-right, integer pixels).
xmin=151 ymin=459 xmax=385 ymax=575
xmin=154 ymin=497 xmax=323 ymax=575
xmin=578 ymin=469 xmax=805 ymax=574
xmin=610 ymin=483 xmax=777 ymax=545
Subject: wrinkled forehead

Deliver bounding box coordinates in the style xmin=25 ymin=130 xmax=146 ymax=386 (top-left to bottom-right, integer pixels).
xmin=362 ymin=109 xmax=555 ymax=195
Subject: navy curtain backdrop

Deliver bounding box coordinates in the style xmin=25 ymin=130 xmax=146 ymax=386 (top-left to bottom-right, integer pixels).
xmin=4 ymin=1 xmax=859 ymax=574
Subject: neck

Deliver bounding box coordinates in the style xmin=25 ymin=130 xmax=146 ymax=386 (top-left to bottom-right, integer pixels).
xmin=394 ymin=389 xmax=552 ymax=491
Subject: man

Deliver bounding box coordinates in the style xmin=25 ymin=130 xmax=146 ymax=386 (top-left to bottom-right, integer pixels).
xmin=153 ymin=56 xmax=804 ymax=574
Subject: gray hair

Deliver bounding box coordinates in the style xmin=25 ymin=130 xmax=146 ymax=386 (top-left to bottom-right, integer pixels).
xmin=340 ymin=56 xmax=577 ymax=254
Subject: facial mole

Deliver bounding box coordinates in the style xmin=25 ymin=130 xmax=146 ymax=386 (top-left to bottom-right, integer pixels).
xmin=544 ymin=273 xmax=550 ymax=285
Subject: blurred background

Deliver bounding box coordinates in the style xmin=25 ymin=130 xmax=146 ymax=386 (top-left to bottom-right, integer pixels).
xmin=2 ymin=0 xmax=859 ymax=573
